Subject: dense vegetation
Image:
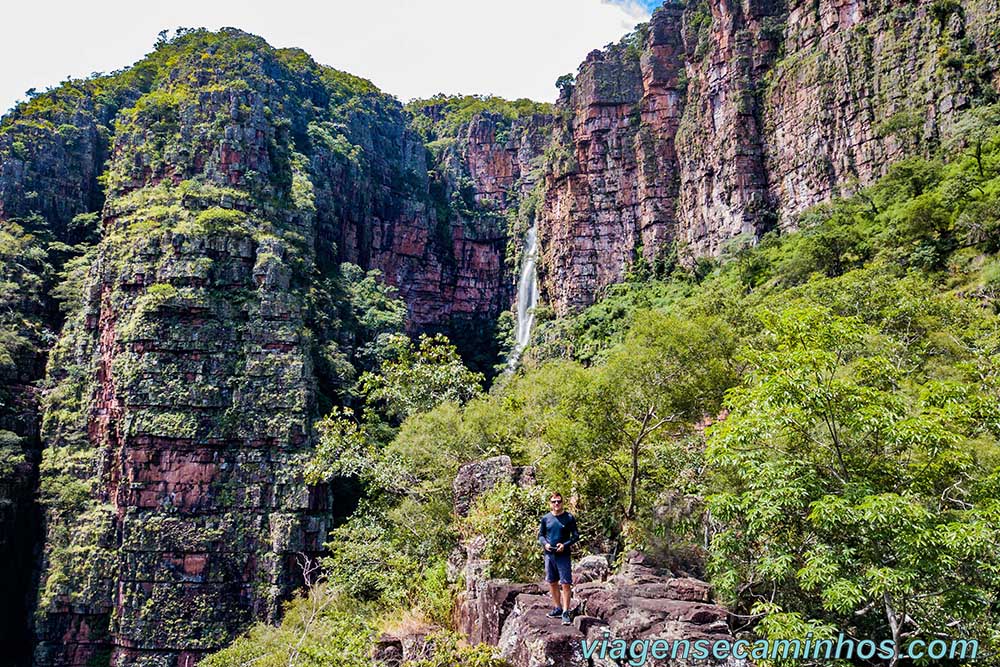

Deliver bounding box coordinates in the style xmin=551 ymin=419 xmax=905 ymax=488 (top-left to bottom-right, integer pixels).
xmin=404 ymin=94 xmax=553 ymax=145
xmin=0 ymin=27 xmax=523 ymax=664
xmin=204 ymin=103 xmax=1000 ymax=666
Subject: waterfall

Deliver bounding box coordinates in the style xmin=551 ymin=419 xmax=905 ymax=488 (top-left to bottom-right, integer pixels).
xmin=507 ymin=223 xmax=538 ymax=371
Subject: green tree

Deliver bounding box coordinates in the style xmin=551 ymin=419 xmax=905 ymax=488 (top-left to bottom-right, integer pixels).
xmin=944 ymin=104 xmax=1000 ymax=177
xmin=576 ymin=312 xmax=737 ymax=533
xmin=305 ymin=407 xmax=407 ymax=490
xmin=358 ymin=333 xmax=484 ymax=422
xmin=555 ymin=73 xmax=575 ymax=96
xmin=463 ymin=482 xmax=547 ymax=581
xmin=706 ymin=304 xmax=1000 ymax=664
xmin=200 ymin=583 xmax=375 ymax=667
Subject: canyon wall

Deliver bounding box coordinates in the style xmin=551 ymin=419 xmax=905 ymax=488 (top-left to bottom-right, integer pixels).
xmin=0 ymin=85 xmax=123 ymax=663
xmin=382 ymin=106 xmax=550 ymax=359
xmin=0 ymin=31 xmax=533 ymax=667
xmin=538 ymin=0 xmax=1000 ymax=314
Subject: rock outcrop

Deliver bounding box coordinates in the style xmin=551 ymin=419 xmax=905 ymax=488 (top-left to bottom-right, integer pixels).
xmin=0 ymin=32 xmax=538 ymax=667
xmin=452 ymin=455 xmax=539 ymax=647
xmin=488 ymin=560 xmax=750 ymax=667
xmin=3 ymin=0 xmax=1000 ymax=661
xmin=372 ymin=630 xmax=438 ymax=666
xmin=450 ymin=459 xmax=746 ymax=667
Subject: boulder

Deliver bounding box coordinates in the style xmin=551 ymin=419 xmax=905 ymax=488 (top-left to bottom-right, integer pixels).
xmin=573 ymin=554 xmax=611 ymax=584
xmin=453 ymin=455 xmax=534 ymax=517
xmin=490 ymin=559 xmax=747 ymax=667
xmin=372 ymin=634 xmax=403 ymax=667
xmin=458 ymin=580 xmax=542 ymax=645
xmin=371 ymin=627 xmax=438 ymax=666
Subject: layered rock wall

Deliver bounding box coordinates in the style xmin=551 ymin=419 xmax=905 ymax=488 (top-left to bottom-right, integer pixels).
xmin=395 ymin=105 xmax=551 ymax=366
xmin=3 ymin=1 xmax=1000 ymax=661
xmin=2 ymin=32 xmax=535 ymax=667
xmin=0 ymin=87 xmax=126 ymax=663
xmin=538 ymin=7 xmax=688 ymax=313
xmin=31 ymin=45 xmax=333 ymax=667
xmin=762 ymin=0 xmax=1000 ymax=218
xmin=318 ymin=104 xmax=519 ymax=330
xmin=537 ymin=0 xmax=1000 ymax=314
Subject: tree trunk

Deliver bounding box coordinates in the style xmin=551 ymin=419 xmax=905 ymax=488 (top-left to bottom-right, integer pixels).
xmin=626 ymin=438 xmax=639 ymax=520
xmin=884 ymin=592 xmax=901 ymax=667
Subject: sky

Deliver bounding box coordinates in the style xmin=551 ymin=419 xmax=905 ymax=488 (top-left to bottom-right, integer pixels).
xmin=0 ymin=0 xmax=658 ymax=115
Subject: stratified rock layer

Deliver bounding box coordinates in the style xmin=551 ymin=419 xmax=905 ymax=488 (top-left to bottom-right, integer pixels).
xmin=490 ymin=561 xmax=748 ymax=667
xmin=0 ymin=82 xmax=124 ymax=663
xmin=2 ymin=0 xmax=1000 ymax=660
xmin=3 ymin=32 xmax=531 ymax=667
xmin=538 ymin=0 xmax=1000 ymax=314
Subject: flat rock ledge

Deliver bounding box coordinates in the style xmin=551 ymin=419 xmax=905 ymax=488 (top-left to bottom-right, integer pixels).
xmin=488 ymin=554 xmax=749 ymax=667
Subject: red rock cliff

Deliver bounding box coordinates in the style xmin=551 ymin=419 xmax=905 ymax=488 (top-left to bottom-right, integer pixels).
xmin=536 ymin=0 xmax=1000 ymax=315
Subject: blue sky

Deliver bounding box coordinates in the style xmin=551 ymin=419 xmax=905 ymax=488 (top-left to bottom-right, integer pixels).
xmin=1 ymin=1 xmax=656 ymax=114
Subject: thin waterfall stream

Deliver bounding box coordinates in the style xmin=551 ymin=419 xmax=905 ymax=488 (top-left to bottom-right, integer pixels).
xmin=507 ymin=223 xmax=538 ymax=371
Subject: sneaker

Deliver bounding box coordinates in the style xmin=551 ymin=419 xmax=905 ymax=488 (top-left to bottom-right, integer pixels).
xmin=546 ymin=607 xmax=563 ymax=618
xmin=561 ymin=611 xmax=572 ymax=625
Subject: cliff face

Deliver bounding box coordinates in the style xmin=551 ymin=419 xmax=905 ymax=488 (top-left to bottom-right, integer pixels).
xmin=376 ymin=109 xmax=547 ymax=331
xmin=0 ymin=31 xmax=532 ymax=667
xmin=538 ymin=7 xmax=688 ymax=313
xmin=762 ymin=0 xmax=1000 ymax=218
xmin=402 ymin=100 xmax=552 ymax=363
xmin=0 ymin=83 xmax=125 ymax=663
xmin=537 ymin=0 xmax=1000 ymax=314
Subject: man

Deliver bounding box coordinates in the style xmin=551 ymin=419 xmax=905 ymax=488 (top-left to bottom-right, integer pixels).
xmin=537 ymin=492 xmax=580 ymax=625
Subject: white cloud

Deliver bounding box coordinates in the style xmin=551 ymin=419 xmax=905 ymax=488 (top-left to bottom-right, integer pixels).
xmin=0 ymin=0 xmax=653 ymax=114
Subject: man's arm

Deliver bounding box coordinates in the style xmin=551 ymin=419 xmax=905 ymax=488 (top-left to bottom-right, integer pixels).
xmin=563 ymin=514 xmax=580 ymax=548
xmin=538 ymin=517 xmax=550 ymax=550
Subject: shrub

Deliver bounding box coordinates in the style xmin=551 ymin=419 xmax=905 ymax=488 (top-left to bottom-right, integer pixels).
xmin=201 ymin=584 xmax=375 ymax=667
xmin=406 ymin=631 xmax=511 ymax=667
xmin=463 ymin=482 xmax=547 ymax=581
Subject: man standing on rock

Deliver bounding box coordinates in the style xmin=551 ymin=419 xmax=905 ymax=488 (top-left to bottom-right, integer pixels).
xmin=538 ymin=492 xmax=580 ymax=625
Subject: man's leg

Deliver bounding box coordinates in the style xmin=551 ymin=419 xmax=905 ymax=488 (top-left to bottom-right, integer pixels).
xmin=550 ymin=582 xmax=562 ymax=609
xmin=558 ymin=554 xmax=574 ymax=622
xmin=544 ymin=554 xmax=562 ymax=614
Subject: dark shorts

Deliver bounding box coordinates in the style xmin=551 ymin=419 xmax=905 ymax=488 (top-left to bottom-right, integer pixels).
xmin=544 ymin=551 xmax=573 ymax=585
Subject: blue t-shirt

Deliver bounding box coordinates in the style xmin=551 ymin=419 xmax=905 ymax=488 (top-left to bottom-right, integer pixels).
xmin=537 ymin=511 xmax=580 ymax=555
